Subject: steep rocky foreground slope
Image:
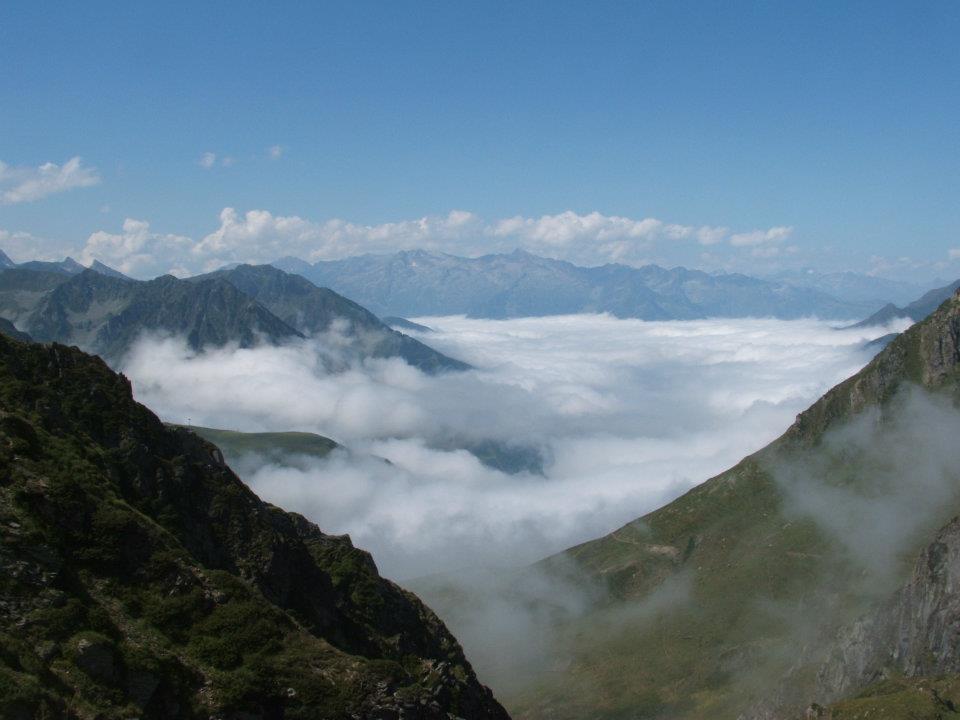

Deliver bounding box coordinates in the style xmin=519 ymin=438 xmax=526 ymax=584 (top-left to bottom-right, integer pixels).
xmin=424 ymin=291 xmax=960 ymax=720
xmin=803 ymin=515 xmax=960 ymax=718
xmin=0 ymin=335 xmax=507 ymax=719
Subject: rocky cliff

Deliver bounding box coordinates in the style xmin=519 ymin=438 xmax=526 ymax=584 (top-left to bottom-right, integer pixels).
xmin=0 ymin=334 xmax=508 ymax=719
xmin=786 ymin=516 xmax=960 ymax=718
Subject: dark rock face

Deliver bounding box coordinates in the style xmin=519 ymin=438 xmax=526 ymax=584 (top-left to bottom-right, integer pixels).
xmin=23 ymin=271 xmax=303 ymax=363
xmin=74 ymin=637 xmax=118 ymax=683
xmin=0 ymin=318 xmax=29 ymax=342
xmin=198 ymin=264 xmax=468 ymax=373
xmin=813 ymin=517 xmax=960 ymax=704
xmin=0 ymin=334 xmax=508 ymax=719
xmin=0 ymin=268 xmax=72 ymax=327
xmin=0 ymin=264 xmax=467 ymax=374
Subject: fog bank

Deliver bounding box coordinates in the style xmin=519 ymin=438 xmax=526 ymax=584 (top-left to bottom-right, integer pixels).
xmin=123 ymin=314 xmax=904 ymax=578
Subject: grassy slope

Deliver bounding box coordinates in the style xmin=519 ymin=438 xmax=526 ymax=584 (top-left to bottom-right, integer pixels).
xmin=823 ymin=676 xmax=960 ymax=719
xmin=500 ymin=293 xmax=960 ymax=719
xmin=173 ymin=425 xmax=338 ymax=464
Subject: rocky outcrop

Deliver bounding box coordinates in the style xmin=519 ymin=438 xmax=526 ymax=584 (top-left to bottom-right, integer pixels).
xmin=812 ymin=516 xmax=960 ymax=705
xmin=0 ymin=333 xmax=508 ymax=719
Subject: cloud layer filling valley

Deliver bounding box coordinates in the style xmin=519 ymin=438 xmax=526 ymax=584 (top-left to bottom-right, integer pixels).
xmin=121 ymin=314 xmax=903 ymax=579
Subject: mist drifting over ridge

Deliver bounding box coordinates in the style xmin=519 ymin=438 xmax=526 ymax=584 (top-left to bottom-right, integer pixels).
xmin=121 ymin=313 xmax=907 ymax=580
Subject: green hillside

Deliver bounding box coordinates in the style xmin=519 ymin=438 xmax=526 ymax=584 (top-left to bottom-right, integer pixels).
xmin=173 ymin=425 xmax=339 ymax=466
xmin=420 ymin=291 xmax=960 ymax=720
xmin=0 ymin=334 xmax=508 ymax=719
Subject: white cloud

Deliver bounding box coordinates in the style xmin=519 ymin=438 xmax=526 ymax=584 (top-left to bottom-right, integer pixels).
xmin=949 ymin=248 xmax=960 ymax=260
xmin=491 ymin=211 xmax=665 ymax=246
xmin=80 ymin=218 xmax=193 ymax=277
xmin=696 ymin=225 xmax=729 ymax=245
xmin=488 ymin=211 xmax=737 ymax=265
xmin=188 ymin=207 xmax=482 ymax=271
xmin=62 ymin=208 xmax=798 ymax=278
xmin=0 ymin=156 xmax=100 ymax=204
xmin=729 ymin=225 xmax=794 ymax=247
xmin=121 ymin=314 xmax=902 ymax=579
xmin=268 ymin=145 xmax=284 ymax=160
xmin=199 ymin=152 xmax=217 ymax=169
xmin=0 ymin=229 xmax=73 ymax=262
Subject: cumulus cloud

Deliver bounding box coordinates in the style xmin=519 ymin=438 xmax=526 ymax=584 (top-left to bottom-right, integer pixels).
xmin=0 ymin=229 xmax=77 ymax=263
xmin=0 ymin=156 xmax=100 ymax=204
xmin=80 ymin=218 xmax=194 ymax=277
xmin=696 ymin=225 xmax=730 ymax=245
xmin=70 ymin=207 xmax=798 ymax=278
xmin=120 ymin=314 xmax=901 ymax=579
xmin=488 ymin=211 xmax=736 ymax=264
xmin=187 ymin=207 xmax=482 ymax=271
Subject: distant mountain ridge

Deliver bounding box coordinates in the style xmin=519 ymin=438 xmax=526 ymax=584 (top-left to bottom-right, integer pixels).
xmin=0 ymin=252 xmax=127 ymax=278
xmin=766 ymin=268 xmax=929 ymax=307
xmin=24 ymin=271 xmax=302 ymax=363
xmin=274 ymin=250 xmax=889 ymax=320
xmin=0 ymin=258 xmax=467 ymax=372
xmin=852 ymin=277 xmax=960 ymax=328
xmin=195 ymin=264 xmax=468 ymax=372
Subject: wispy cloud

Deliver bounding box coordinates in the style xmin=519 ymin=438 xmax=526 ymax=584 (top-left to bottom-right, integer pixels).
xmin=268 ymin=145 xmax=284 ymax=160
xmin=0 ymin=156 xmax=100 ymax=204
xmin=729 ymin=225 xmax=793 ymax=247
xmin=199 ymin=152 xmax=234 ymax=169
xmin=81 ymin=218 xmax=194 ymax=277
xmin=199 ymin=152 xmax=217 ymax=169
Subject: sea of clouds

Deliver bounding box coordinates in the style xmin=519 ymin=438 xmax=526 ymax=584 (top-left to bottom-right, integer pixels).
xmin=122 ymin=314 xmax=906 ymax=580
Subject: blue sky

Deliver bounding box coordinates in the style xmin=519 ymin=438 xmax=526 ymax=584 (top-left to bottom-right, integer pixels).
xmin=1 ymin=1 xmax=958 ymax=280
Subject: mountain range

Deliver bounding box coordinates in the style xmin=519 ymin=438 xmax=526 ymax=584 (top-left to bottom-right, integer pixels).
xmin=274 ymin=250 xmax=914 ymax=321
xmin=7 ymin=246 xmax=960 ymax=718
xmin=0 ymin=332 xmax=508 ymax=719
xmin=764 ymin=268 xmax=929 ymax=307
xmin=852 ymin=277 xmax=960 ymax=328
xmin=0 ymin=261 xmax=466 ymax=372
xmin=194 ymin=264 xmax=468 ymax=373
xmin=0 ymin=249 xmax=126 ymax=279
